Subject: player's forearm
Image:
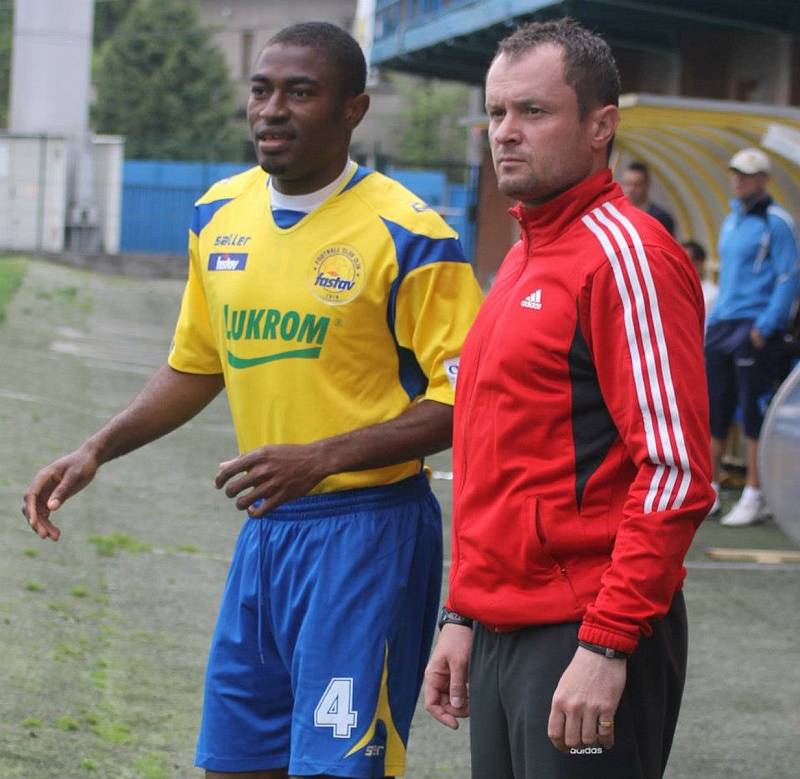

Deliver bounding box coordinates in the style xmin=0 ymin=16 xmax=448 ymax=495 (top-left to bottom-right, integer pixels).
xmin=81 ymin=364 xmax=225 ymax=466
xmin=315 ymin=399 xmax=453 ymax=475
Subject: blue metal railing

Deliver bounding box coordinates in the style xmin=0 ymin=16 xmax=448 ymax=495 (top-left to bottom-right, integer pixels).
xmin=375 ymin=0 xmax=477 ymax=40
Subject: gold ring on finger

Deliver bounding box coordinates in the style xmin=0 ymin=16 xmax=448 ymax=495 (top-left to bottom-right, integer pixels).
xmin=598 ymin=719 xmax=614 ymax=728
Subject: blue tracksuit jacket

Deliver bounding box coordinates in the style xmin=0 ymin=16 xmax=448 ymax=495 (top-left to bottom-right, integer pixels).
xmin=709 ymin=195 xmax=799 ymax=337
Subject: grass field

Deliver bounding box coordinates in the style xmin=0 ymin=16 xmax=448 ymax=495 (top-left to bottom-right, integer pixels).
xmin=0 ymin=257 xmax=27 ymax=324
xmin=1 ymin=258 xmax=798 ymax=778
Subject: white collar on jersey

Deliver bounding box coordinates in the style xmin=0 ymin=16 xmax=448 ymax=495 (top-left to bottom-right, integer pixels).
xmin=269 ymin=159 xmax=356 ymax=215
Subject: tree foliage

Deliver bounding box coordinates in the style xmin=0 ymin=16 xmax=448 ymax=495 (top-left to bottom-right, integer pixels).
xmin=92 ymin=0 xmax=240 ymax=160
xmin=93 ymin=0 xmax=138 ymax=50
xmin=391 ymin=73 xmax=471 ymax=165
xmin=0 ymin=4 xmax=12 ymax=128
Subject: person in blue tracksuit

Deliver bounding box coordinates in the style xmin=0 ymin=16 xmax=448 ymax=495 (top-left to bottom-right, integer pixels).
xmin=706 ymin=147 xmax=799 ymax=526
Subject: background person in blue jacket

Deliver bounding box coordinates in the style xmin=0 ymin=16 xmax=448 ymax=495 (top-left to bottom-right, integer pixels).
xmin=706 ymin=147 xmax=800 ymax=526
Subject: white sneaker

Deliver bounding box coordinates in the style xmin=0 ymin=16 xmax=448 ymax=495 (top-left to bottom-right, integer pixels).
xmin=720 ymin=492 xmax=768 ymax=527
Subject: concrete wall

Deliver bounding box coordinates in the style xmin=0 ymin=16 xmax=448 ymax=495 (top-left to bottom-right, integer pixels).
xmin=9 ymin=0 xmax=93 ymax=137
xmin=680 ymin=30 xmax=797 ymax=106
xmin=93 ymin=137 xmax=125 ymax=255
xmin=0 ymin=135 xmax=68 ymax=252
xmin=0 ymin=134 xmax=123 ymax=254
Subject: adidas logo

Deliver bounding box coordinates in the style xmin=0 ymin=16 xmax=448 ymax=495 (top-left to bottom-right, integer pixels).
xmin=520 ymin=289 xmax=542 ymax=309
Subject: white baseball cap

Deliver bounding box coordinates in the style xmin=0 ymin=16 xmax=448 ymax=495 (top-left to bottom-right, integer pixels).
xmin=729 ymin=148 xmax=771 ymax=175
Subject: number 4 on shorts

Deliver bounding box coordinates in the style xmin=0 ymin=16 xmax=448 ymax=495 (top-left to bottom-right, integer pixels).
xmin=314 ymin=677 xmax=358 ymax=738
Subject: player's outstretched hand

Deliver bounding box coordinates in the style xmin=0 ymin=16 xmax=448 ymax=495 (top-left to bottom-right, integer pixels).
xmin=215 ymin=443 xmax=327 ymax=516
xmin=22 ymin=449 xmax=100 ymax=541
xmin=424 ymin=623 xmax=472 ymax=729
xmin=547 ymin=646 xmax=626 ymax=753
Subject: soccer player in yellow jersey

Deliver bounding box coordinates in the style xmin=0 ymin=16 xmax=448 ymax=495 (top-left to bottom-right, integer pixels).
xmin=22 ymin=21 xmax=483 ymax=779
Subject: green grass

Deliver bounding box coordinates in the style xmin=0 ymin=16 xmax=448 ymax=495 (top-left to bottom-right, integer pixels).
xmin=134 ymin=753 xmax=169 ymax=779
xmin=24 ymin=581 xmax=44 ymax=592
xmin=0 ymin=257 xmax=27 ymax=324
xmin=55 ymin=715 xmax=81 ymax=732
xmin=93 ymin=719 xmax=132 ymax=745
xmin=88 ymin=533 xmax=153 ymax=557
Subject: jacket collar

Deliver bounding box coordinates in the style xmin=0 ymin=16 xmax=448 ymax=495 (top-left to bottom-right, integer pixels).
xmin=732 ymin=193 xmax=772 ymax=218
xmin=510 ymin=169 xmax=620 ymax=245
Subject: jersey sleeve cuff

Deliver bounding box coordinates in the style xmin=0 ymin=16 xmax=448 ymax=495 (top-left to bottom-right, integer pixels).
xmin=167 ymin=351 xmax=223 ymax=375
xmin=578 ymin=622 xmax=639 ymax=655
xmin=423 ymin=383 xmax=456 ymax=407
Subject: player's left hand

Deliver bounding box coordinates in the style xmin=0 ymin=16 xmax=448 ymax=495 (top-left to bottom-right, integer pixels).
xmin=750 ymin=328 xmax=766 ymax=349
xmin=424 ymin=623 xmax=473 ymax=729
xmin=547 ymin=646 xmax=626 ymax=753
xmin=215 ymin=443 xmax=328 ymax=516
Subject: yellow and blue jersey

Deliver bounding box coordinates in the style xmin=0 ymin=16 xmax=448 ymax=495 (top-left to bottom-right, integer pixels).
xmin=169 ymin=163 xmax=483 ymax=492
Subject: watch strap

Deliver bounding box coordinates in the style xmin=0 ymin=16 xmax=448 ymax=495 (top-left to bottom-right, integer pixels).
xmin=438 ymin=607 xmax=473 ymax=631
xmin=578 ymin=640 xmax=630 ymax=660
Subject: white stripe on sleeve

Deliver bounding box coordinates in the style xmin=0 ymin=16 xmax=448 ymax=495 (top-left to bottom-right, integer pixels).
xmin=603 ymin=202 xmax=692 ymax=509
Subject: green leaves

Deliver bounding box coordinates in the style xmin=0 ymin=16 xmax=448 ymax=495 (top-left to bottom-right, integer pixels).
xmin=92 ymin=0 xmax=240 ymax=161
xmin=391 ymin=73 xmax=470 ymax=165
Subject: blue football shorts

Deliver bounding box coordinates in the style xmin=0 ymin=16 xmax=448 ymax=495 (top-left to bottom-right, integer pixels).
xmin=705 ymin=319 xmax=785 ymax=439
xmin=195 ymin=473 xmax=443 ymax=777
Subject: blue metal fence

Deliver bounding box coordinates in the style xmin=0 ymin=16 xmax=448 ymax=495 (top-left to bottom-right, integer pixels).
xmin=120 ymin=160 xmax=476 ymax=260
xmin=121 ymin=160 xmax=249 ymax=253
xmin=386 ymin=166 xmax=476 ymax=260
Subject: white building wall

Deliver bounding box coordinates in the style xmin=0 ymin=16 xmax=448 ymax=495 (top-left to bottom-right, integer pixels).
xmin=9 ymin=0 xmax=93 ymax=137
xmin=93 ymin=136 xmax=125 ymax=255
xmin=0 ymin=135 xmax=68 ymax=252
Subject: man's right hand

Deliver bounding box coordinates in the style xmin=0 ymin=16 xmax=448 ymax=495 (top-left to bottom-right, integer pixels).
xmin=423 ymin=622 xmax=473 ymax=729
xmin=22 ymin=448 xmax=99 ymax=541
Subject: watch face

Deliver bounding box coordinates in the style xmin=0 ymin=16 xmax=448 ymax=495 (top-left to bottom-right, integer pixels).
xmin=438 ymin=607 xmax=455 ymax=629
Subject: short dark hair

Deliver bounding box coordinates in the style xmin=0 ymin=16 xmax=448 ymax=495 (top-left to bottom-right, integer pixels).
xmin=627 ymin=161 xmax=650 ymax=179
xmin=496 ymin=18 xmax=620 ymax=118
xmin=266 ymin=22 xmax=367 ymax=97
xmin=682 ymin=240 xmax=707 ymax=263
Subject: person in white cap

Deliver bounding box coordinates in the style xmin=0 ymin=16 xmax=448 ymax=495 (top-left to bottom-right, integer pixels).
xmin=705 ymin=148 xmax=800 ymax=525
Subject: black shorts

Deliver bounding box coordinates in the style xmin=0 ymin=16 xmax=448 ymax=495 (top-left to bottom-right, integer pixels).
xmin=705 ymin=319 xmax=785 ymax=440
xmin=469 ymin=592 xmax=687 ymax=779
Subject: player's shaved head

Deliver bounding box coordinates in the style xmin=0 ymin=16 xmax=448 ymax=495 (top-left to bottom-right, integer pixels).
xmin=265 ymin=22 xmax=367 ymax=98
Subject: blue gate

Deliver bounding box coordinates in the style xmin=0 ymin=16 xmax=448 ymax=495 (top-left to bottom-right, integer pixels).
xmin=121 ymin=160 xmax=249 ymax=253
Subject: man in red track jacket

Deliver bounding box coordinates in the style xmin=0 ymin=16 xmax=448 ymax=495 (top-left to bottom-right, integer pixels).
xmin=424 ymin=19 xmax=714 ymax=779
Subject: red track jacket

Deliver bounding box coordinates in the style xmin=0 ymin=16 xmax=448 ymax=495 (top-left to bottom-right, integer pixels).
xmin=448 ymin=170 xmax=714 ymax=654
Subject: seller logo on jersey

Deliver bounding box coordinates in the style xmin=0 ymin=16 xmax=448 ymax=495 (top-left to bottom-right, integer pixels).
xmin=309 ymin=245 xmax=364 ymax=305
xmin=208 ymin=252 xmax=248 ymax=271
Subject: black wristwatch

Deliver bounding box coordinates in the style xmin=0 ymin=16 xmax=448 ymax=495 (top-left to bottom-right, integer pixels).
xmin=438 ymin=607 xmax=473 ymax=631
xmin=578 ymin=640 xmax=630 ymax=660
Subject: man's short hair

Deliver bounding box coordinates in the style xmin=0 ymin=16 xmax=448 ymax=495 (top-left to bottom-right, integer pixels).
xmin=266 ymin=22 xmax=367 ymax=97
xmin=626 ymin=161 xmax=650 ymax=180
xmin=682 ymin=240 xmax=707 ymax=263
xmin=495 ymin=18 xmax=620 ymax=118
